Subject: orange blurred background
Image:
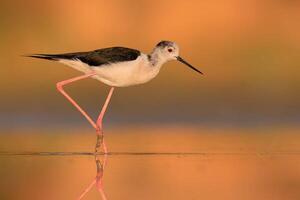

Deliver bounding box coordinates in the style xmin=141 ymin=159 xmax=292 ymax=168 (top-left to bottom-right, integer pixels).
xmin=1 ymin=1 xmax=300 ymax=199
xmin=0 ymin=0 xmax=300 ymax=129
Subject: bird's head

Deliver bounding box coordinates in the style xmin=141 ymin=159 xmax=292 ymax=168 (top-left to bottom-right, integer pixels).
xmin=153 ymin=40 xmax=203 ymax=74
xmin=155 ymin=41 xmax=180 ymax=60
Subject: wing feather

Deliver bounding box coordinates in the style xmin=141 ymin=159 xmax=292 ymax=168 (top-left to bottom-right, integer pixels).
xmin=28 ymin=47 xmax=141 ymax=66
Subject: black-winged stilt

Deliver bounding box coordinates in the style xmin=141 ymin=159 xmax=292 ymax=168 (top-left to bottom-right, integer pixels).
xmin=28 ymin=40 xmax=203 ymax=154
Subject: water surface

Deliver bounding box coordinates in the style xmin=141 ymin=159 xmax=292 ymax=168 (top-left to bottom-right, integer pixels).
xmin=1 ymin=126 xmax=300 ymax=200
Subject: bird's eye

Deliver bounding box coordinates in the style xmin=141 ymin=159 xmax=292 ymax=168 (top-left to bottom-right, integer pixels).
xmin=168 ymin=48 xmax=173 ymax=53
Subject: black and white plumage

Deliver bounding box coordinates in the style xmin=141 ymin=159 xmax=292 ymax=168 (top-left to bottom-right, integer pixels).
xmin=29 ymin=47 xmax=141 ymax=66
xmin=29 ymin=41 xmax=202 ymax=87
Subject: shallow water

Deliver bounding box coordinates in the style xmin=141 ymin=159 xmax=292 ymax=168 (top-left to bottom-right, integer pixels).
xmin=1 ymin=126 xmax=300 ymax=200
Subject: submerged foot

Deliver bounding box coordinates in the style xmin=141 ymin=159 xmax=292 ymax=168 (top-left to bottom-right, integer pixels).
xmin=95 ymin=134 xmax=104 ymax=154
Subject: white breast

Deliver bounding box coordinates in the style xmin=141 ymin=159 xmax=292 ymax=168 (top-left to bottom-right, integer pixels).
xmin=59 ymin=53 xmax=162 ymax=87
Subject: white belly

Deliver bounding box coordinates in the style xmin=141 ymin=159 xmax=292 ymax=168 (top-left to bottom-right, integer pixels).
xmin=59 ymin=54 xmax=161 ymax=87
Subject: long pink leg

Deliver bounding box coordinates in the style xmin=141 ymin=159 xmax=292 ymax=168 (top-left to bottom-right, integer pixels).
xmin=56 ymin=72 xmax=114 ymax=153
xmin=95 ymin=87 xmax=115 ymax=154
xmin=56 ymin=72 xmax=98 ymax=129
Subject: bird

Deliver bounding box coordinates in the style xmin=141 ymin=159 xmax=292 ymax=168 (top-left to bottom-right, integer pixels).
xmin=28 ymin=40 xmax=203 ymax=154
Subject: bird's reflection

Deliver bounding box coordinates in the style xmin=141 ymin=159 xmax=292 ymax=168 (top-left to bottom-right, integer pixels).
xmin=77 ymin=154 xmax=108 ymax=200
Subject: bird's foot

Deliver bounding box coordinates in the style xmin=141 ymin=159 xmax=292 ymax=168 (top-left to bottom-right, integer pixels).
xmin=95 ymin=131 xmax=104 ymax=155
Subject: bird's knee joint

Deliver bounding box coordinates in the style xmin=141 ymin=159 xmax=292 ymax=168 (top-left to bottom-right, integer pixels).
xmin=56 ymin=82 xmax=64 ymax=90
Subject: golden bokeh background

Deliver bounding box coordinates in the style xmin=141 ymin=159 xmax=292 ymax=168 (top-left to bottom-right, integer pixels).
xmin=1 ymin=1 xmax=300 ymax=199
xmin=1 ymin=0 xmax=300 ymax=129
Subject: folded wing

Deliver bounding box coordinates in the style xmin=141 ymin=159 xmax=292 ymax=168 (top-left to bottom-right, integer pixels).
xmin=28 ymin=47 xmax=141 ymax=66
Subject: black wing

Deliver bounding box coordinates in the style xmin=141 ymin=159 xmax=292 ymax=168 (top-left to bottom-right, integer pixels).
xmin=28 ymin=47 xmax=141 ymax=66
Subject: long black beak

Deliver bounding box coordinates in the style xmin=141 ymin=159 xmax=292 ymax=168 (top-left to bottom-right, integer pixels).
xmin=176 ymin=56 xmax=203 ymax=75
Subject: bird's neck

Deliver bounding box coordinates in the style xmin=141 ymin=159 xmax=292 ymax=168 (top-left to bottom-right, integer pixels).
xmin=148 ymin=51 xmax=166 ymax=67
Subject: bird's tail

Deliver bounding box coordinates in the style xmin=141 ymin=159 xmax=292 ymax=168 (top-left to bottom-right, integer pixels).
xmin=25 ymin=54 xmax=60 ymax=61
xmin=25 ymin=52 xmax=80 ymax=61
